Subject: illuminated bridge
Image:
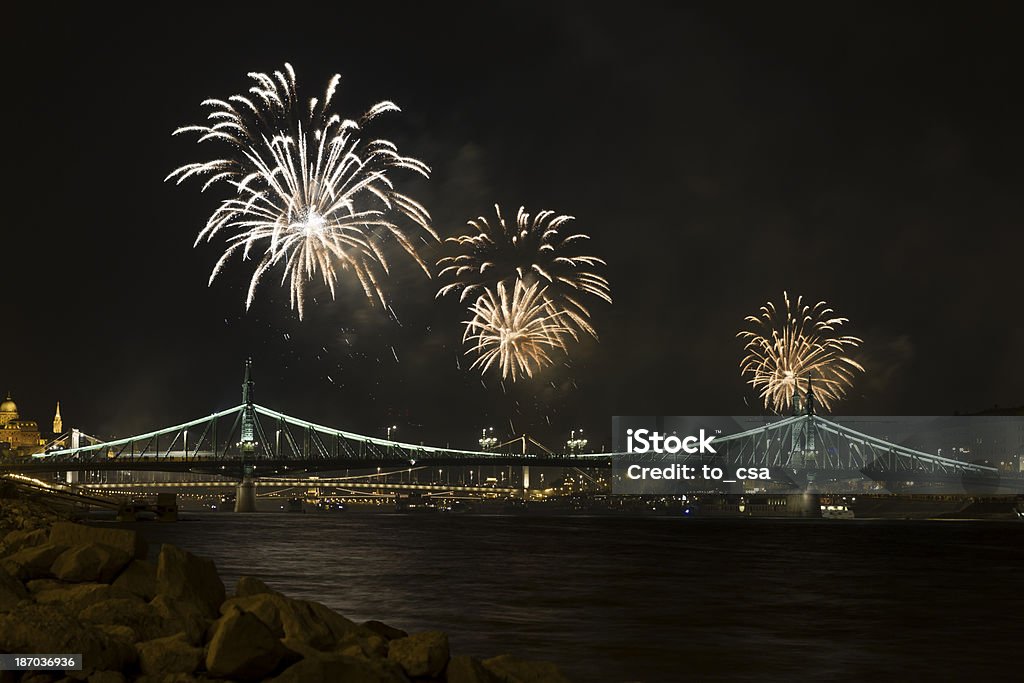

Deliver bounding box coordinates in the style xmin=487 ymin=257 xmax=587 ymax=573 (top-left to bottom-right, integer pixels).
xmin=2 ymin=361 xmax=1019 ymax=496
xmin=8 ymin=361 xmax=609 ymax=476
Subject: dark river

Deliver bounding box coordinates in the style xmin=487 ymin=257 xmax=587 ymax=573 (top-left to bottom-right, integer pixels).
xmin=117 ymin=514 xmax=1023 ymax=681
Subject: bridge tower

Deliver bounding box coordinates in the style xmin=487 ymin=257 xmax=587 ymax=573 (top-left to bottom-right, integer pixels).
xmin=804 ymin=375 xmax=817 ymax=465
xmin=241 ymin=357 xmax=256 ymax=448
xmin=234 ymin=358 xmax=258 ymax=513
xmin=521 ymin=435 xmax=530 ymax=499
xmin=804 ymin=375 xmax=816 ymax=416
xmin=800 ymin=375 xmax=820 ymax=511
xmin=789 ymin=375 xmax=820 ymax=476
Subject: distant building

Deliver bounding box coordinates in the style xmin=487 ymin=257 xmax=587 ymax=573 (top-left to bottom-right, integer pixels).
xmin=53 ymin=401 xmax=62 ymax=434
xmin=0 ymin=393 xmax=45 ymax=456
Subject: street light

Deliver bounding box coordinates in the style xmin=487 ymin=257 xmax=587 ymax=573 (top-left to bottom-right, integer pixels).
xmin=567 ymin=428 xmax=588 ymax=454
xmin=479 ymin=427 xmax=498 ymax=451
xmin=386 ymin=425 xmax=397 ymax=459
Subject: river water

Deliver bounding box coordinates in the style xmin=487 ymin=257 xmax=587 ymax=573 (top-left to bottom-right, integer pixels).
xmin=117 ymin=514 xmax=1023 ymax=681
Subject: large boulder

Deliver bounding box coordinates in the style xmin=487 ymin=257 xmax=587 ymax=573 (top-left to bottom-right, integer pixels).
xmin=136 ymin=632 xmax=204 ymax=676
xmin=112 ymin=559 xmax=157 ymax=600
xmin=51 ymin=542 xmax=131 ymax=583
xmin=219 ymin=593 xmax=290 ymax=636
xmin=0 ymin=603 xmax=136 ymax=674
xmin=301 ymin=599 xmax=366 ymax=648
xmin=34 ymin=582 xmax=135 ymax=613
xmin=482 ymin=655 xmax=572 ymax=683
xmin=79 ymin=597 xmax=170 ymax=642
xmin=157 ymin=544 xmax=226 ymax=617
xmin=25 ymin=577 xmax=67 ymax=594
xmin=446 ymin=656 xmax=502 ymax=683
xmin=205 ymin=605 xmax=289 ymax=680
xmin=49 ymin=522 xmax=146 ymax=560
xmin=0 ymin=528 xmax=48 ymax=555
xmin=150 ymin=594 xmax=211 ymax=645
xmin=388 ymin=631 xmax=449 ymax=679
xmin=0 ymin=565 xmax=28 ymax=611
xmin=266 ymin=654 xmax=409 ymax=683
xmin=362 ymin=620 xmax=408 ymax=641
xmin=0 ymin=542 xmax=67 ymax=580
xmin=219 ymin=593 xmax=363 ymax=651
xmin=235 ymin=575 xmax=279 ymax=598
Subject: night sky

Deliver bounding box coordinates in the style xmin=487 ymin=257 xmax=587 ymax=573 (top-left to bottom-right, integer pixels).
xmin=6 ymin=3 xmax=1022 ymax=450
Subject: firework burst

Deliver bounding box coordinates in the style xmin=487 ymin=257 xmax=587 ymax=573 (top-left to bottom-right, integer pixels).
xmin=463 ymin=279 xmax=575 ymax=381
xmin=438 ymin=204 xmax=610 ymax=337
xmin=738 ymin=292 xmax=864 ymax=413
xmin=167 ymin=63 xmax=436 ymax=318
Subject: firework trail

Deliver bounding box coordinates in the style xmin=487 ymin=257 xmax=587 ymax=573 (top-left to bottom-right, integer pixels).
xmin=463 ymin=279 xmax=576 ymax=381
xmin=438 ymin=204 xmax=610 ymax=338
xmin=167 ymin=63 xmax=436 ymax=318
xmin=738 ymin=292 xmax=864 ymax=413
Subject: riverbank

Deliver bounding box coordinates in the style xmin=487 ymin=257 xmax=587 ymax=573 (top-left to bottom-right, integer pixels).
xmin=0 ymin=494 xmax=571 ymax=682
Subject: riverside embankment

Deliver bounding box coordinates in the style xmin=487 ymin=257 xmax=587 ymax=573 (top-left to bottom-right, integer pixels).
xmin=0 ymin=492 xmax=571 ymax=682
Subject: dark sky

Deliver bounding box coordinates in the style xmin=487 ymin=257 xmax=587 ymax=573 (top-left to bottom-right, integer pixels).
xmin=5 ymin=3 xmax=1022 ymax=450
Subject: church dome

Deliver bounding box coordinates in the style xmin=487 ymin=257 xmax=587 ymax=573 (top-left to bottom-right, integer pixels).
xmin=0 ymin=395 xmax=16 ymax=414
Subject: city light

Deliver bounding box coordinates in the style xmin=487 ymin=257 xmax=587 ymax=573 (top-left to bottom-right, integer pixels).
xmin=479 ymin=427 xmax=498 ymax=451
xmin=567 ymin=428 xmax=588 ymax=453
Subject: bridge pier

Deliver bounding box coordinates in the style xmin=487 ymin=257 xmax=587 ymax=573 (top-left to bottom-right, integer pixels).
xmin=786 ymin=493 xmax=821 ymax=517
xmin=234 ymin=471 xmax=257 ymax=513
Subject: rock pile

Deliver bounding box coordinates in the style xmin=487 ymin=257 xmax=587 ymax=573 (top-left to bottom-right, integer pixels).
xmin=0 ymin=511 xmax=571 ymax=682
xmin=0 ymin=492 xmax=63 ymax=533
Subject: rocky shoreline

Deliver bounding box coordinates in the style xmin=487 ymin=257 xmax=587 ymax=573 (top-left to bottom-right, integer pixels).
xmin=0 ymin=496 xmax=572 ymax=683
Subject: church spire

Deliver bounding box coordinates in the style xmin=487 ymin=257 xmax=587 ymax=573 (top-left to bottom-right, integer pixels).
xmin=53 ymin=401 xmax=63 ymax=435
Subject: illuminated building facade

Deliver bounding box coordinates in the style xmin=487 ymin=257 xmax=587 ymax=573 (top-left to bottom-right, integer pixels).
xmin=0 ymin=393 xmax=46 ymax=456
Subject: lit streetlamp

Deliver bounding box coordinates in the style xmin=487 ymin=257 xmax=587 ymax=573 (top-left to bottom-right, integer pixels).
xmin=567 ymin=428 xmax=588 ymax=454
xmin=386 ymin=425 xmax=397 ymax=458
xmin=479 ymin=427 xmax=498 ymax=451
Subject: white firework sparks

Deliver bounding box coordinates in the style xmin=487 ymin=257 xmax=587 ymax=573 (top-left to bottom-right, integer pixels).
xmin=438 ymin=204 xmax=610 ymax=338
xmin=167 ymin=63 xmax=436 ymax=318
xmin=463 ymin=279 xmax=575 ymax=381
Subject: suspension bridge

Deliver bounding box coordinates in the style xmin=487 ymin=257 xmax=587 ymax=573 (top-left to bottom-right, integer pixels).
xmin=2 ymin=361 xmax=1020 ymax=500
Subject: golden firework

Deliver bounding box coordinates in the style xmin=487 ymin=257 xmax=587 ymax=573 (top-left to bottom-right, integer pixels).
xmin=738 ymin=292 xmax=864 ymax=413
xmin=463 ymin=279 xmax=575 ymax=380
xmin=439 ymin=204 xmax=609 ymax=338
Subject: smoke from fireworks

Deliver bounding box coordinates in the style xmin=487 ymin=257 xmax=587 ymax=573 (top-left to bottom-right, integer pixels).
xmin=463 ymin=279 xmax=575 ymax=381
xmin=438 ymin=205 xmax=610 ymax=338
xmin=167 ymin=63 xmax=436 ymax=318
xmin=738 ymin=292 xmax=864 ymax=413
